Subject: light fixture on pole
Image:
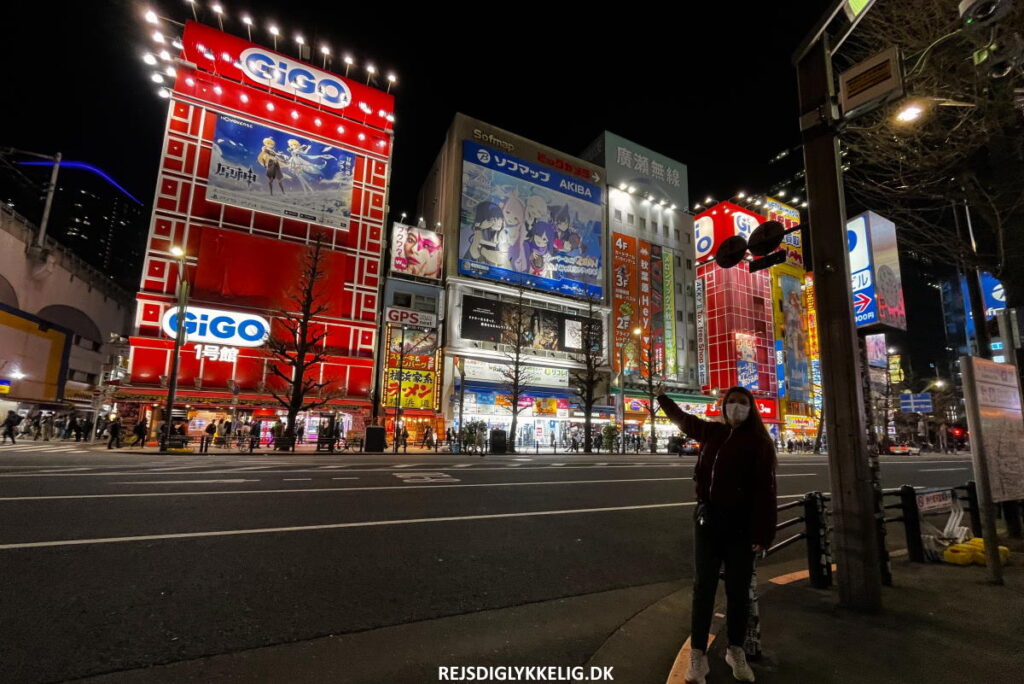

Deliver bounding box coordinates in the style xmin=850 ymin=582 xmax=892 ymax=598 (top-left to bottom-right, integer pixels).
xmin=366 ymin=64 xmax=376 ymax=85
xmin=387 ymin=73 xmax=396 ymax=93
xmin=344 ymin=55 xmax=354 ymax=77
xmin=320 ymin=45 xmax=330 ymax=68
xmin=242 ymin=15 xmax=253 ymax=41
xmin=161 ymin=246 xmax=190 ymax=452
xmin=185 ymin=0 xmax=198 ymax=21
xmin=210 ymin=3 xmax=224 ymax=31
xmin=269 ymin=25 xmax=279 ymax=50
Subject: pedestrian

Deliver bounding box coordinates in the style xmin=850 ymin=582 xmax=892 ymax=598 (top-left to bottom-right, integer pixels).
xmin=131 ymin=419 xmax=148 ymax=448
xmin=2 ymin=411 xmax=20 ymax=445
xmin=401 ymin=426 xmax=409 ymax=449
xmin=251 ymin=420 xmax=262 ymax=448
xmin=204 ymin=420 xmax=217 ymax=452
xmin=657 ymin=386 xmax=777 ymax=684
xmin=82 ymin=417 xmax=94 ymax=442
xmin=549 ymin=432 xmax=555 ymax=451
xmin=107 ymin=417 xmax=122 ymax=449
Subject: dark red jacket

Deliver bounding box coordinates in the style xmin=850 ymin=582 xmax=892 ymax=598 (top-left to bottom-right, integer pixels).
xmin=658 ymin=394 xmax=778 ymax=548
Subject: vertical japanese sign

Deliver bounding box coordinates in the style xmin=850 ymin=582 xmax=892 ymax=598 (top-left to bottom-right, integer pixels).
xmin=662 ymin=250 xmax=678 ymax=377
xmin=804 ymin=274 xmax=822 ymax=413
xmin=651 ymin=245 xmax=666 ymax=377
xmin=848 ymin=211 xmax=906 ymax=330
xmin=612 ymin=233 xmax=638 ymax=374
xmin=763 ymin=197 xmax=803 ymax=268
xmin=963 ymin=356 xmax=1024 ymax=502
xmin=695 ymin=275 xmax=707 ymax=386
xmin=638 ymin=240 xmax=652 ymax=376
xmin=735 ymin=332 xmax=759 ymax=391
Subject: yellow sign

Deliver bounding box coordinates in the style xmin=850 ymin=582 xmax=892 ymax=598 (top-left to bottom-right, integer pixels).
xmin=785 ymin=415 xmax=818 ymax=432
xmin=383 ymin=368 xmax=437 ymax=410
xmin=0 ymin=380 xmax=10 ymax=394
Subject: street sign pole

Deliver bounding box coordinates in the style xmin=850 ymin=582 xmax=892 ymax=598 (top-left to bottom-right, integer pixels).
xmin=797 ymin=35 xmax=883 ymax=612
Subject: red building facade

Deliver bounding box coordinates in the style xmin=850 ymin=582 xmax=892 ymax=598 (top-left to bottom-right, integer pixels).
xmin=118 ymin=22 xmax=394 ymax=440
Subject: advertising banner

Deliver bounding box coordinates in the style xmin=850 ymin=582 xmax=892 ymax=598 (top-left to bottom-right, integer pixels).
xmin=391 ymin=223 xmax=443 ymax=280
xmin=962 ymin=271 xmax=1007 ymax=340
xmin=695 ymin=276 xmax=707 ymax=386
xmin=707 ymin=397 xmax=778 ymax=421
xmin=866 ymin=333 xmax=887 ymax=368
xmin=651 ymin=245 xmax=665 ymax=376
xmin=383 ymin=368 xmax=437 ymax=410
xmin=804 ymin=274 xmax=822 ymax=413
xmin=638 ymin=240 xmax=653 ymax=376
xmin=459 ymin=295 xmax=599 ymax=353
xmin=762 ymin=198 xmax=803 ymax=268
xmin=0 ymin=305 xmax=71 ymax=403
xmin=662 ymin=250 xmax=678 ymax=377
xmin=779 ymin=273 xmax=810 ymax=403
xmin=459 ymin=141 xmax=603 ymax=298
xmin=735 ymin=332 xmax=759 ymax=391
xmin=463 ymin=359 xmax=569 ymax=388
xmin=388 ymin=327 xmax=438 ymax=356
xmin=612 ymin=233 xmax=639 ymax=374
xmin=693 ymin=202 xmax=766 ymax=265
xmin=207 ymin=114 xmax=356 ymax=230
xmin=385 ymin=307 xmax=437 ymax=328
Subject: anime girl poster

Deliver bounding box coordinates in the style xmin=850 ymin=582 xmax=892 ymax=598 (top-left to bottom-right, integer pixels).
xmin=207 ymin=114 xmax=355 ymax=230
xmin=459 ymin=141 xmax=603 ymax=298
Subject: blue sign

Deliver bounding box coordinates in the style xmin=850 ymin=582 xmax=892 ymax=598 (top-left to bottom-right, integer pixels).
xmin=737 ymin=360 xmax=759 ymax=391
xmin=458 ymin=141 xmax=604 ymax=299
xmin=899 ymin=393 xmax=933 ymax=413
xmin=847 ymin=214 xmax=879 ymax=327
xmin=775 ymin=339 xmax=786 ymax=399
xmin=961 ymin=271 xmax=1006 ymax=341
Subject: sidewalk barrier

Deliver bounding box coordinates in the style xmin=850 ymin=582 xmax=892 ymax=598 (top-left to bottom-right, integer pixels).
xmin=744 ymin=561 xmax=761 ymax=659
xmin=954 ymin=481 xmax=983 ymax=538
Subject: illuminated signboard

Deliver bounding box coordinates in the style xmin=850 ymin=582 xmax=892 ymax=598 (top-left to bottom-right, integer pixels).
xmin=161 ymin=306 xmax=270 ymax=347
xmin=459 ymin=141 xmax=603 ymax=298
xmin=391 ymin=223 xmax=444 ymax=280
xmin=847 ymin=211 xmax=906 ymax=330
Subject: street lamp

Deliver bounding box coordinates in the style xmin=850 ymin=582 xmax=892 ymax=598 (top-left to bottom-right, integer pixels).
xmin=616 ymin=327 xmax=642 ymax=454
xmin=161 ymin=246 xmax=189 ymax=452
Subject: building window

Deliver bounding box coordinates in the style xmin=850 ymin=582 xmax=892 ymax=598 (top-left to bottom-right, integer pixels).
xmin=639 ymin=217 xmax=646 ymax=230
xmin=675 ymin=229 xmax=681 ymax=241
xmin=688 ymin=312 xmax=695 ymax=323
xmin=675 ymin=255 xmax=682 ymax=268
xmin=627 ymin=213 xmax=635 ymax=225
xmin=652 ymin=221 xmax=658 ymax=232
xmin=677 ymin=283 xmax=683 ymax=294
xmin=412 ymin=295 xmax=436 ymax=313
xmin=664 ymin=224 xmax=669 ymax=237
xmin=686 ymin=259 xmax=692 ymax=270
xmin=676 ymin=310 xmax=683 ymax=322
xmin=393 ymin=292 xmax=412 ymax=308
xmin=614 ymin=208 xmax=622 ymax=221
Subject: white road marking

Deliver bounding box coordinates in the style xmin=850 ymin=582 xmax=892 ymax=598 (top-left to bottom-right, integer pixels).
xmin=0 ymin=476 xmax=690 ymax=502
xmin=550 ymin=463 xmax=566 ymax=467
xmin=116 ymin=479 xmax=258 ymax=485
xmin=505 ymin=463 xmax=523 ymax=467
xmin=331 ymin=477 xmax=359 ymax=480
xmin=145 ymin=465 xmax=218 ymax=472
xmin=318 ymin=465 xmax=353 ymax=469
xmin=0 ymin=502 xmax=697 ymax=550
xmin=283 ymin=478 xmax=312 ymax=481
xmin=919 ymin=468 xmax=968 ymax=472
xmin=595 ymin=463 xmax=608 ymax=466
xmin=452 ymin=464 xmax=474 ymax=468
xmin=391 ymin=464 xmax=418 ymax=468
xmin=31 ymin=467 xmax=94 ymax=473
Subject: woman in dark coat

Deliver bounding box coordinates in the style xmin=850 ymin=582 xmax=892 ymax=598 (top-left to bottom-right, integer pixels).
xmin=658 ymin=386 xmax=777 ymax=684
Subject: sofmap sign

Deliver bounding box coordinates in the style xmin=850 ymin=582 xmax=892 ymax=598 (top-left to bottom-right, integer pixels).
xmin=161 ymin=306 xmax=270 ymax=347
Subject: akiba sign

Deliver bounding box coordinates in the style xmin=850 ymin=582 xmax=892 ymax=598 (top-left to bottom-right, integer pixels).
xmin=161 ymin=306 xmax=270 ymax=347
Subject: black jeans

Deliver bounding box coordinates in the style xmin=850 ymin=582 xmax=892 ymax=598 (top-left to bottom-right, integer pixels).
xmin=691 ymin=505 xmax=755 ymax=651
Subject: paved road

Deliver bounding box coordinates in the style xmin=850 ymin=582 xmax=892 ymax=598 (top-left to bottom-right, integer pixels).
xmin=0 ymin=448 xmax=975 ymax=682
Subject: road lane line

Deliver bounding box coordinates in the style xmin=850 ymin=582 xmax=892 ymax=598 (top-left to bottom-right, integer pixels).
xmin=0 ymin=492 xmax=804 ymax=551
xmin=116 ymin=479 xmax=259 ymax=484
xmin=452 ymin=464 xmax=474 ymax=468
xmin=331 ymin=477 xmax=359 ymax=480
xmin=0 ymin=476 xmax=692 ymax=501
xmin=0 ymin=502 xmax=698 ymax=549
xmin=918 ymin=467 xmax=968 ymax=472
xmin=283 ymin=478 xmax=312 ymax=481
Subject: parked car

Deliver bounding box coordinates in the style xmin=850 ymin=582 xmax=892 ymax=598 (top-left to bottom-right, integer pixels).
xmin=888 ymin=443 xmax=920 ymax=455
xmin=906 ymin=444 xmax=922 ymax=455
xmin=680 ymin=440 xmax=701 ymax=455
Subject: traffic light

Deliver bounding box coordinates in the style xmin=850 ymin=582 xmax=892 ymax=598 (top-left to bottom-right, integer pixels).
xmin=713 ymin=220 xmax=805 ymax=272
xmin=951 ymin=427 xmax=965 ymax=438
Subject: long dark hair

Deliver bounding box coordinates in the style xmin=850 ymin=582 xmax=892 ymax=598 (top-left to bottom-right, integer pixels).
xmin=721 ymin=386 xmax=771 ymax=440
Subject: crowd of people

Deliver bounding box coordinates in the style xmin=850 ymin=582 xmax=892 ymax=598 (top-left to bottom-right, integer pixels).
xmin=2 ymin=410 xmax=103 ymax=445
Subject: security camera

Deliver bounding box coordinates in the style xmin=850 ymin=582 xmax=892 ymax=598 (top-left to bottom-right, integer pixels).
xmin=959 ymin=0 xmax=1013 ymax=28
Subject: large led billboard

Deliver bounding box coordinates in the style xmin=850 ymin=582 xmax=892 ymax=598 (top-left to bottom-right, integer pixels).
xmin=207 ymin=114 xmax=356 ymax=230
xmin=459 ymin=141 xmax=603 ymax=298
xmin=459 ymin=294 xmax=601 ymax=354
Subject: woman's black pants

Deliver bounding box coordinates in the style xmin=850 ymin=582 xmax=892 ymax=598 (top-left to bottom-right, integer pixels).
xmin=690 ymin=507 xmax=754 ymax=651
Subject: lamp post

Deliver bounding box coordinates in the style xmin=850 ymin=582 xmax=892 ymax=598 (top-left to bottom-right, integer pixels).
xmin=161 ymin=246 xmax=189 ymax=452
xmin=616 ymin=327 xmax=642 ymax=454
xmin=393 ymin=324 xmax=407 ymax=454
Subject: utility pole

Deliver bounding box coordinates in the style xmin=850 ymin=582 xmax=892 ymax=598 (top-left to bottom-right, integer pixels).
xmin=796 ymin=35 xmax=883 ymax=611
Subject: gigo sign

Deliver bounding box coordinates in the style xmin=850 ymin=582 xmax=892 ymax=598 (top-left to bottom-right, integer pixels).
xmin=386 ymin=307 xmax=437 ymax=328
xmin=239 ymin=49 xmax=352 ymax=110
xmin=161 ymin=306 xmax=270 ymax=347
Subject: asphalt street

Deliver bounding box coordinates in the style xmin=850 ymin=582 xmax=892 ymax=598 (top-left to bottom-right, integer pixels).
xmin=0 ymin=446 xmax=975 ymax=683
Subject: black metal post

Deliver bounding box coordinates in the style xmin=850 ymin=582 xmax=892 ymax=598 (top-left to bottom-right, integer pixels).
xmin=804 ymin=492 xmax=831 ymax=589
xmin=966 ymin=480 xmax=983 ymax=538
xmin=900 ymin=485 xmax=925 ymax=563
xmin=1004 ymin=502 xmax=1023 ymax=539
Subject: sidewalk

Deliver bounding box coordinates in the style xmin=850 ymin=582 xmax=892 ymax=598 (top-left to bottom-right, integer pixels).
xmin=692 ymin=549 xmax=1024 ymax=684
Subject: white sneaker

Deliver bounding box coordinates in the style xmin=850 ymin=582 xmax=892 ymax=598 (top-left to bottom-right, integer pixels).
xmin=726 ymin=645 xmax=755 ymax=682
xmin=685 ymin=648 xmax=710 ymax=684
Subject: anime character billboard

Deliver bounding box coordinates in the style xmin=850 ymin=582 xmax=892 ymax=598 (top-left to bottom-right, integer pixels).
xmin=459 ymin=142 xmax=603 ymax=298
xmin=207 ymin=114 xmax=355 ymax=230
xmin=391 ymin=223 xmax=443 ymax=280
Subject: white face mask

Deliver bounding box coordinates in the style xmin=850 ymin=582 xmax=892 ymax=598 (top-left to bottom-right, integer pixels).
xmin=725 ymin=403 xmax=750 ymax=423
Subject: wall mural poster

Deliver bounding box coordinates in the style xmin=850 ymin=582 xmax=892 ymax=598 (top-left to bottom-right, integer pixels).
xmin=391 ymin=223 xmax=444 ymax=280
xmin=651 ymin=245 xmax=666 ymax=376
xmin=612 ymin=233 xmax=638 ymax=374
xmin=459 ymin=295 xmax=600 ymax=354
xmin=780 ymin=274 xmax=810 ymax=403
xmin=207 ymin=114 xmax=355 ymax=230
xmin=458 ymin=141 xmax=603 ymax=298
xmin=735 ymin=332 xmax=759 ymax=391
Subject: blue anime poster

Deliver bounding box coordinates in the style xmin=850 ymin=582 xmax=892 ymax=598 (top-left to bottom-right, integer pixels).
xmin=206 ymin=114 xmax=355 ymax=230
xmin=458 ymin=141 xmax=603 ymax=299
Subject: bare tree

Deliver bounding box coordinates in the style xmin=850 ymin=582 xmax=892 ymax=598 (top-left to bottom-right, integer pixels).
xmin=267 ymin=235 xmax=336 ymax=449
xmin=568 ymin=295 xmax=606 ymax=453
xmin=837 ymin=0 xmax=1024 ymax=305
xmin=499 ymin=288 xmax=536 ymax=453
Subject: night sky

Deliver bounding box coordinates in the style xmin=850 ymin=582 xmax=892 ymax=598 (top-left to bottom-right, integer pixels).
xmin=8 ymin=0 xmax=835 ymax=218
